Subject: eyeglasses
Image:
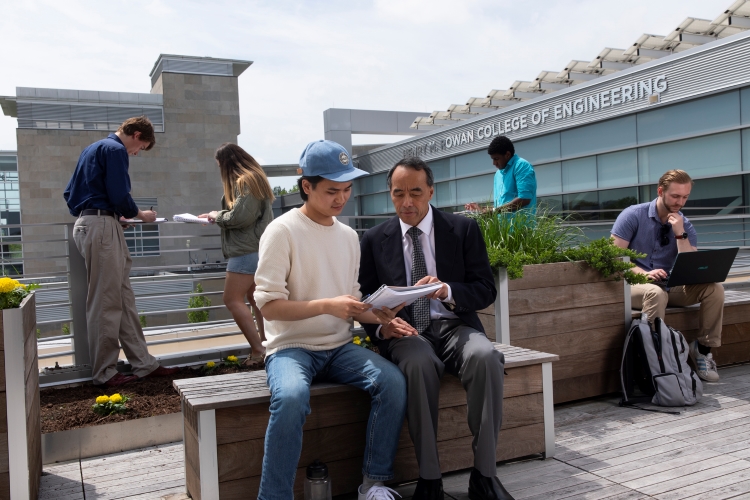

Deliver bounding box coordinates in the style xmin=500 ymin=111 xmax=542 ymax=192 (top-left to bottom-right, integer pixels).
xmin=659 ymin=223 xmax=672 ymax=246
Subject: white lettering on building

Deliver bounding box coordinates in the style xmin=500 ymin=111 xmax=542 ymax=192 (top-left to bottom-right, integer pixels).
xmin=413 ymin=75 xmax=668 ymax=155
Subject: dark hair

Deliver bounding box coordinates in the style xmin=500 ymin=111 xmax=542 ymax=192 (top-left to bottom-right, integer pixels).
xmin=118 ymin=116 xmax=156 ymax=150
xmin=487 ymin=136 xmax=514 ymax=156
xmin=386 ymin=157 xmax=434 ymax=189
xmin=297 ymin=176 xmax=325 ymax=201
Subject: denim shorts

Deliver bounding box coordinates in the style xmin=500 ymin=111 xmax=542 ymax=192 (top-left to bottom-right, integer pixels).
xmin=226 ymin=252 xmax=259 ymax=275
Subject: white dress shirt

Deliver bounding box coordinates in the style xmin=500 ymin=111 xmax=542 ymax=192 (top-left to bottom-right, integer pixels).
xmin=376 ymin=206 xmax=457 ymax=339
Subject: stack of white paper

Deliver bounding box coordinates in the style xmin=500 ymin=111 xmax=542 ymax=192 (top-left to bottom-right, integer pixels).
xmin=119 ymin=217 xmax=168 ymax=225
xmin=173 ymin=213 xmax=211 ymax=224
xmin=363 ymin=283 xmax=443 ymax=309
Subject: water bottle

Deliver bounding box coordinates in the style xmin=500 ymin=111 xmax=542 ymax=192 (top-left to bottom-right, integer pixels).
xmin=304 ymin=459 xmax=332 ymax=500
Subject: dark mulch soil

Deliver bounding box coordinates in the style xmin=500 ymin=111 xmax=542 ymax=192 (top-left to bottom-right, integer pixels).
xmin=40 ymin=363 xmax=262 ymax=434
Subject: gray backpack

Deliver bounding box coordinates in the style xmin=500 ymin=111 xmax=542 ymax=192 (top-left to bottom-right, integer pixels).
xmin=620 ymin=315 xmax=702 ymax=408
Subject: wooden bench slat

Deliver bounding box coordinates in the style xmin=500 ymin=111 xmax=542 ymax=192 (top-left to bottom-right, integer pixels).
xmin=175 ymin=343 xmax=557 ymax=412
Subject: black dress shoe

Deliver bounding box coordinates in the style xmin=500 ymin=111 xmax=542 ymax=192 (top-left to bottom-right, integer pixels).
xmin=412 ymin=477 xmax=444 ymax=500
xmin=468 ymin=468 xmax=515 ymax=500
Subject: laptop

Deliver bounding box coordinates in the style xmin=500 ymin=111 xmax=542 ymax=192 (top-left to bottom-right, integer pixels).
xmin=654 ymin=247 xmax=739 ymax=288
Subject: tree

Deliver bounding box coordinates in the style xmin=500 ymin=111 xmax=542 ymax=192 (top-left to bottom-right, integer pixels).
xmin=188 ymin=283 xmax=211 ymax=323
xmin=273 ymin=186 xmax=288 ymax=196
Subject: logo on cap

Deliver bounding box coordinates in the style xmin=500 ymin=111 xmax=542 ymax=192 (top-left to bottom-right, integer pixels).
xmin=339 ymin=152 xmax=349 ymax=166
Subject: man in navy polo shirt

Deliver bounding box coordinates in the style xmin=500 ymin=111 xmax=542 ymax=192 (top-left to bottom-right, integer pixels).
xmin=611 ymin=169 xmax=724 ymax=382
xmin=64 ymin=116 xmax=178 ymax=388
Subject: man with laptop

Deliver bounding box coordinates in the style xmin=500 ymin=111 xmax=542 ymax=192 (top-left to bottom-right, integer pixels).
xmin=611 ymin=169 xmax=725 ymax=382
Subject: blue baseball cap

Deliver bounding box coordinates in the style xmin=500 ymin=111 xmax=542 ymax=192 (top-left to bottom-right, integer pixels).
xmin=298 ymin=140 xmax=368 ymax=182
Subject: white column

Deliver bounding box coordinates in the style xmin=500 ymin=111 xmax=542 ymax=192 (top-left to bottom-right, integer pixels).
xmin=4 ymin=307 xmax=30 ymax=499
xmin=198 ymin=409 xmax=219 ymax=500
xmin=495 ymin=268 xmax=510 ymax=345
xmin=542 ymin=362 xmax=555 ymax=459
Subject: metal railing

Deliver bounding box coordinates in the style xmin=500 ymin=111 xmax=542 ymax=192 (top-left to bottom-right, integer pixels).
xmin=2 ymin=209 xmax=749 ymax=385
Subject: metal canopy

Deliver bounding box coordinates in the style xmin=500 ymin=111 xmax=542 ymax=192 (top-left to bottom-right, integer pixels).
xmin=410 ymin=0 xmax=750 ymax=130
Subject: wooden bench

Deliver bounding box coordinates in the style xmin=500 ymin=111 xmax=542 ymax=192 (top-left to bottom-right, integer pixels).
xmin=631 ymin=288 xmax=750 ymax=367
xmin=173 ymin=343 xmax=558 ymax=500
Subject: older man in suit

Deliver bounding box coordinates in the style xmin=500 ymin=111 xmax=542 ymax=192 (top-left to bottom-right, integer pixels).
xmin=358 ymin=157 xmax=513 ymax=500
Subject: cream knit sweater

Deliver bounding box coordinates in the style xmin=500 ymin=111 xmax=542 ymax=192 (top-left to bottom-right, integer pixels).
xmin=254 ymin=208 xmax=362 ymax=356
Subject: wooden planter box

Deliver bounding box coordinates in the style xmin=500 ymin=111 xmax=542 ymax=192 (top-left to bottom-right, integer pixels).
xmin=174 ymin=344 xmax=557 ymax=499
xmin=0 ymin=293 xmax=41 ymax=499
xmin=478 ymin=261 xmax=629 ymax=404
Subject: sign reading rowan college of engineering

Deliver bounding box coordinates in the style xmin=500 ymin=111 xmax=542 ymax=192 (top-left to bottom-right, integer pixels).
xmin=402 ymin=75 xmax=668 ymax=159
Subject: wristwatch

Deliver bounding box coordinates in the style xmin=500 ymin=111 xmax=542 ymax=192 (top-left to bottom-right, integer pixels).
xmin=680 ymin=232 xmax=689 ymax=239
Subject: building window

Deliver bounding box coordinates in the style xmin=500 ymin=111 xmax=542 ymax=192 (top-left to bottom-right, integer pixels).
xmin=515 ymin=133 xmax=561 ymax=165
xmin=359 ymin=172 xmax=388 ymax=195
xmin=457 ymin=173 xmax=494 ymax=206
xmin=360 ymin=193 xmax=390 ymax=215
xmin=637 ymin=90 xmax=740 ymax=144
xmin=638 ymin=131 xmax=741 ymax=183
xmin=535 ymin=162 xmax=562 ymax=196
xmin=561 ymin=115 xmax=636 ymax=158
xmin=597 ymin=149 xmax=638 ymax=189
xmin=562 ymin=156 xmax=597 ymax=192
xmin=124 ymin=224 xmax=160 ymax=257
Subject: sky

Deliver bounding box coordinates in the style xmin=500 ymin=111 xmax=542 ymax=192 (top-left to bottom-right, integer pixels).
xmin=0 ymin=0 xmax=730 ymax=189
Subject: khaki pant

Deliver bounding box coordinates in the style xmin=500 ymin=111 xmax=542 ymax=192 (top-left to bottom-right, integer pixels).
xmin=631 ymin=283 xmax=724 ymax=348
xmin=73 ymin=215 xmax=159 ymax=384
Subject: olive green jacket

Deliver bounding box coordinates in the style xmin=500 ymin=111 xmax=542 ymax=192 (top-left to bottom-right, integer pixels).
xmin=215 ymin=193 xmax=273 ymax=258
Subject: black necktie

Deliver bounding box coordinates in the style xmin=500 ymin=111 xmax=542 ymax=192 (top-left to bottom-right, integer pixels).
xmin=407 ymin=226 xmax=430 ymax=334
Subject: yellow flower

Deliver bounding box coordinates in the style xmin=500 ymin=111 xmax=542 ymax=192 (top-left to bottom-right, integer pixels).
xmin=18 ymin=283 xmax=26 ymax=289
xmin=353 ymin=339 xmax=361 ymax=345
xmin=206 ymin=361 xmax=215 ymax=368
xmin=353 ymin=336 xmax=360 ymax=342
xmin=95 ymin=395 xmax=110 ymax=405
xmin=109 ymin=394 xmax=123 ymax=404
xmin=365 ymin=337 xmax=371 ymax=342
xmin=0 ymin=278 xmax=15 ymax=293
xmin=227 ymin=355 xmax=238 ymax=362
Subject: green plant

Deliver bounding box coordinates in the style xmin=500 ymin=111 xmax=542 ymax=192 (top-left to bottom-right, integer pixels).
xmin=352 ymin=335 xmax=375 ymax=350
xmin=139 ymin=313 xmax=147 ymax=328
xmin=0 ymin=277 xmax=39 ymax=309
xmin=202 ymin=360 xmax=218 ymax=374
xmin=92 ymin=393 xmax=130 ymax=416
xmin=61 ymin=323 xmax=70 ymax=335
xmin=223 ymin=355 xmax=241 ymax=368
xmin=187 ymin=283 xmax=211 ymax=323
xmin=472 ymin=207 xmax=649 ymax=284
xmin=565 ymin=237 xmax=650 ymax=285
xmin=473 ymin=206 xmax=581 ymax=279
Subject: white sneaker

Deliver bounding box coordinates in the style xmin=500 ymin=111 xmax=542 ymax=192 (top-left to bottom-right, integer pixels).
xmin=358 ymin=484 xmax=401 ymax=500
xmin=690 ymin=341 xmax=720 ymax=382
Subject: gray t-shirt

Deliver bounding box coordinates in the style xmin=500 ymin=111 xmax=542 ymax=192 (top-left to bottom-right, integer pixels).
xmin=611 ymin=199 xmax=697 ymax=272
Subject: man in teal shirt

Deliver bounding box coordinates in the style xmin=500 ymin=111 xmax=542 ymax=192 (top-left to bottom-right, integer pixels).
xmin=466 ymin=136 xmax=537 ymax=214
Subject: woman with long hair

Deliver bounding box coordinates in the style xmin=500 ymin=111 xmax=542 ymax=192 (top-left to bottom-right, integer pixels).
xmin=199 ymin=143 xmax=274 ymax=367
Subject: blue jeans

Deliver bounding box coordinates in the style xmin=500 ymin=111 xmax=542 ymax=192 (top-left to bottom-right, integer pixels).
xmin=258 ymin=342 xmax=407 ymax=500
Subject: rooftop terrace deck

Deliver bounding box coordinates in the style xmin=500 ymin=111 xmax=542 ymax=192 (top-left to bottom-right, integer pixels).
xmin=40 ymin=362 xmax=750 ymax=499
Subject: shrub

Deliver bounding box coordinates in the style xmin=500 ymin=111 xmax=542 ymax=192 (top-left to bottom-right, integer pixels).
xmin=188 ymin=283 xmax=211 ymax=323
xmin=471 ymin=207 xmax=649 ymax=284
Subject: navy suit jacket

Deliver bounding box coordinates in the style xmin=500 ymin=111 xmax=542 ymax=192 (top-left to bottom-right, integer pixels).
xmin=358 ymin=207 xmax=497 ymax=358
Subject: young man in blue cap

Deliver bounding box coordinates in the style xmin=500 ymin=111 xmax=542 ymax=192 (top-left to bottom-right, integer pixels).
xmin=253 ymin=140 xmax=413 ymax=500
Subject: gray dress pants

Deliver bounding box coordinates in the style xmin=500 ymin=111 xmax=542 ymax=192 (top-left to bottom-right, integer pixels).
xmin=73 ymin=215 xmax=159 ymax=384
xmin=388 ymin=319 xmax=505 ymax=479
